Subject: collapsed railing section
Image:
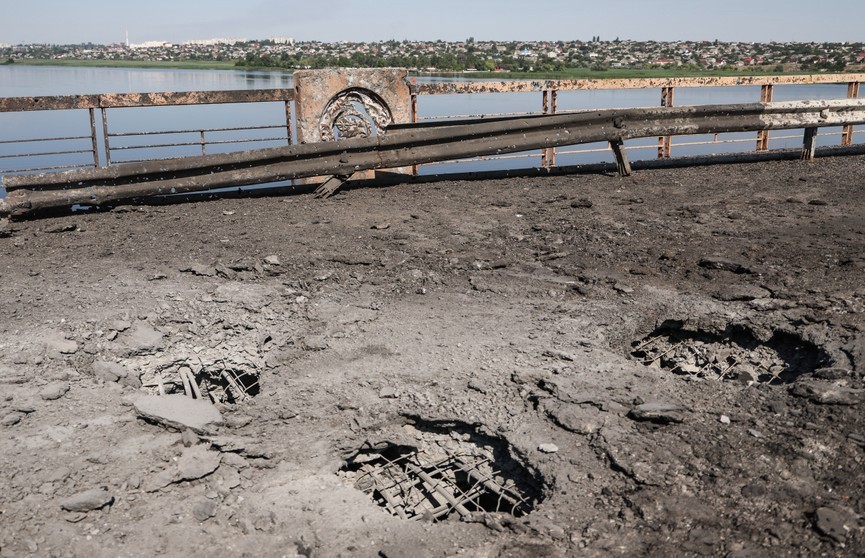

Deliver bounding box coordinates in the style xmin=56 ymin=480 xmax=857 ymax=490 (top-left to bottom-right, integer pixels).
xmin=3 ymin=98 xmax=865 ymax=218
xmin=409 ymin=74 xmax=864 ymax=168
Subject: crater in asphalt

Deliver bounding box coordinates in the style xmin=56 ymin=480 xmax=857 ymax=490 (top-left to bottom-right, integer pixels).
xmin=631 ymin=322 xmax=830 ymax=384
xmin=339 ymin=420 xmax=543 ymax=522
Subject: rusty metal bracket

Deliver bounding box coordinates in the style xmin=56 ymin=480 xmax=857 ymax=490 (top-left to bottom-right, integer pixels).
xmin=314 ymin=173 xmax=354 ymax=199
xmin=609 ymin=139 xmax=632 ymax=176
xmin=801 ymin=127 xmax=819 ymax=161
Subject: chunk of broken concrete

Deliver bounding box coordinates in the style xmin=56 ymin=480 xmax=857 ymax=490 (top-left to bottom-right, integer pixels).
xmin=813 ymin=506 xmax=856 ymax=543
xmin=790 ymin=381 xmax=862 ymax=406
xmin=627 ymin=402 xmax=688 ymax=424
xmin=92 ymin=360 xmax=140 ymax=388
xmin=134 ymin=394 xmax=223 ymax=434
xmin=698 ymin=257 xmax=754 ymax=274
xmin=59 ymin=488 xmax=114 ymax=512
xmin=144 ymin=445 xmax=223 ymax=493
xmin=43 ymin=330 xmax=79 ymax=356
xmin=192 ymin=499 xmax=218 ymax=522
xmin=116 ymin=323 xmax=164 ymax=356
xmin=40 ymin=383 xmax=70 ymax=401
xmin=178 ymin=445 xmax=222 ymax=481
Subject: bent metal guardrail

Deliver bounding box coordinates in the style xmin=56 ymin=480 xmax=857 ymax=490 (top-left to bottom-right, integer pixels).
xmin=2 ymin=98 xmax=865 ymax=218
xmin=410 ymin=73 xmax=864 ymax=164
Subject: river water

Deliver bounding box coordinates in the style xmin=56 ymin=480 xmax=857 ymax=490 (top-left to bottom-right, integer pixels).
xmin=0 ymin=65 xmax=857 ymax=197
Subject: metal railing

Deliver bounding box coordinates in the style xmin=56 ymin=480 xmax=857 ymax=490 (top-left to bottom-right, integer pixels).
xmin=0 ymin=89 xmax=295 ymax=175
xmin=1 ymin=73 xmax=863 ymax=186
xmin=5 ymin=97 xmax=865 ymax=219
xmin=408 ymin=73 xmax=865 ymax=170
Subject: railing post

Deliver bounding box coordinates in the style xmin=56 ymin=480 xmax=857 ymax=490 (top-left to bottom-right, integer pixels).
xmin=802 ymin=127 xmax=819 ymax=161
xmin=549 ymin=90 xmax=558 ymax=168
xmin=541 ymin=90 xmax=550 ymax=168
xmin=411 ymin=93 xmax=418 ymax=175
xmin=284 ymin=100 xmax=293 ymax=146
xmin=610 ymin=139 xmax=632 ymax=176
xmin=200 ymin=131 xmax=207 ymax=156
xmin=658 ymin=86 xmax=674 ymax=158
xmin=100 ymin=107 xmax=112 ymax=166
xmin=756 ymin=84 xmax=774 ymax=152
xmin=88 ymin=108 xmax=100 ymax=168
xmin=842 ymin=81 xmax=860 ymax=147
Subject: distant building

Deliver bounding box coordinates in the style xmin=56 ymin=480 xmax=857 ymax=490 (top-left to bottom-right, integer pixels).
xmin=270 ymin=37 xmax=294 ymax=45
xmin=184 ymin=38 xmax=247 ymax=46
xmin=130 ymin=41 xmax=173 ymax=49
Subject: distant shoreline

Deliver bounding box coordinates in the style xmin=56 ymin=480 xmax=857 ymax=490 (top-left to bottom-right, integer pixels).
xmin=4 ymin=58 xmax=823 ymax=80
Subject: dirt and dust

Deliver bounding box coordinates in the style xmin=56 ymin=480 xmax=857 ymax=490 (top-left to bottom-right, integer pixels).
xmin=1 ymin=154 xmax=864 ymax=557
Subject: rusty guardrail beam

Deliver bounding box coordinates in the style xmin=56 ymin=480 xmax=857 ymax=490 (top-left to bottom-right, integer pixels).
xmin=0 ymin=89 xmax=295 ymax=113
xmin=2 ymin=98 xmax=865 ymax=218
xmin=410 ymin=73 xmax=865 ymax=95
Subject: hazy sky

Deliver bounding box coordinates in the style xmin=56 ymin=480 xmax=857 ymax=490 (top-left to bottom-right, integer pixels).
xmin=1 ymin=0 xmax=862 ymax=45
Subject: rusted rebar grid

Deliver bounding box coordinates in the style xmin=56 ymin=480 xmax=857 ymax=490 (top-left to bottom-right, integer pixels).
xmin=354 ymin=451 xmax=533 ymax=521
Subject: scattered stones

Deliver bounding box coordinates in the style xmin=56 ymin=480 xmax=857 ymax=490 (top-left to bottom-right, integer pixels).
xmin=719 ymin=415 xmax=731 ymax=425
xmin=177 ymin=445 xmax=222 ymax=481
xmin=812 ymin=367 xmax=853 ymax=381
xmin=848 ymin=433 xmax=865 ymax=449
xmin=43 ymin=331 xmax=79 ymax=356
xmin=303 ymin=336 xmax=329 ymax=351
xmin=627 ymin=402 xmax=688 ymax=424
xmin=221 ymin=452 xmax=250 ymax=470
xmin=181 ymin=429 xmax=200 ymax=447
xmin=278 ymin=408 xmax=299 ymax=420
xmin=133 ymin=394 xmax=224 ymax=434
xmin=192 ymin=499 xmax=218 ymax=522
xmin=813 ymin=506 xmax=854 ymax=543
xmin=117 ymin=322 xmax=164 ymax=356
xmin=379 ymin=387 xmax=400 ymax=399
xmin=712 ymin=285 xmax=770 ymax=302
xmin=790 ymin=381 xmax=862 ymax=406
xmin=205 ymin=436 xmax=247 ymax=453
xmin=613 ymin=283 xmax=634 ymax=294
xmin=225 ymin=415 xmax=253 ymax=429
xmin=467 ymin=379 xmax=488 ymax=394
xmin=330 ymin=254 xmax=375 ymax=266
xmin=371 ymin=223 xmax=390 ymax=230
xmin=43 ymin=223 xmax=78 ymax=234
xmin=39 ymin=382 xmax=70 ymax=401
xmin=263 ymin=255 xmax=281 ymax=266
xmin=538 ymin=443 xmax=559 ymax=454
xmin=543 ymin=349 xmax=577 ymax=362
xmin=570 ymin=198 xmax=593 ymax=209
xmin=698 ymin=257 xmax=754 ymax=274
xmin=180 ymin=264 xmax=217 ymax=277
xmin=808 ymin=199 xmax=829 ymax=206
xmin=59 ymin=488 xmax=114 ymax=512
xmin=92 ymin=360 xmax=136 ymax=385
xmin=1 ymin=412 xmax=23 ymax=426
xmin=0 ymin=365 xmax=28 ymax=385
